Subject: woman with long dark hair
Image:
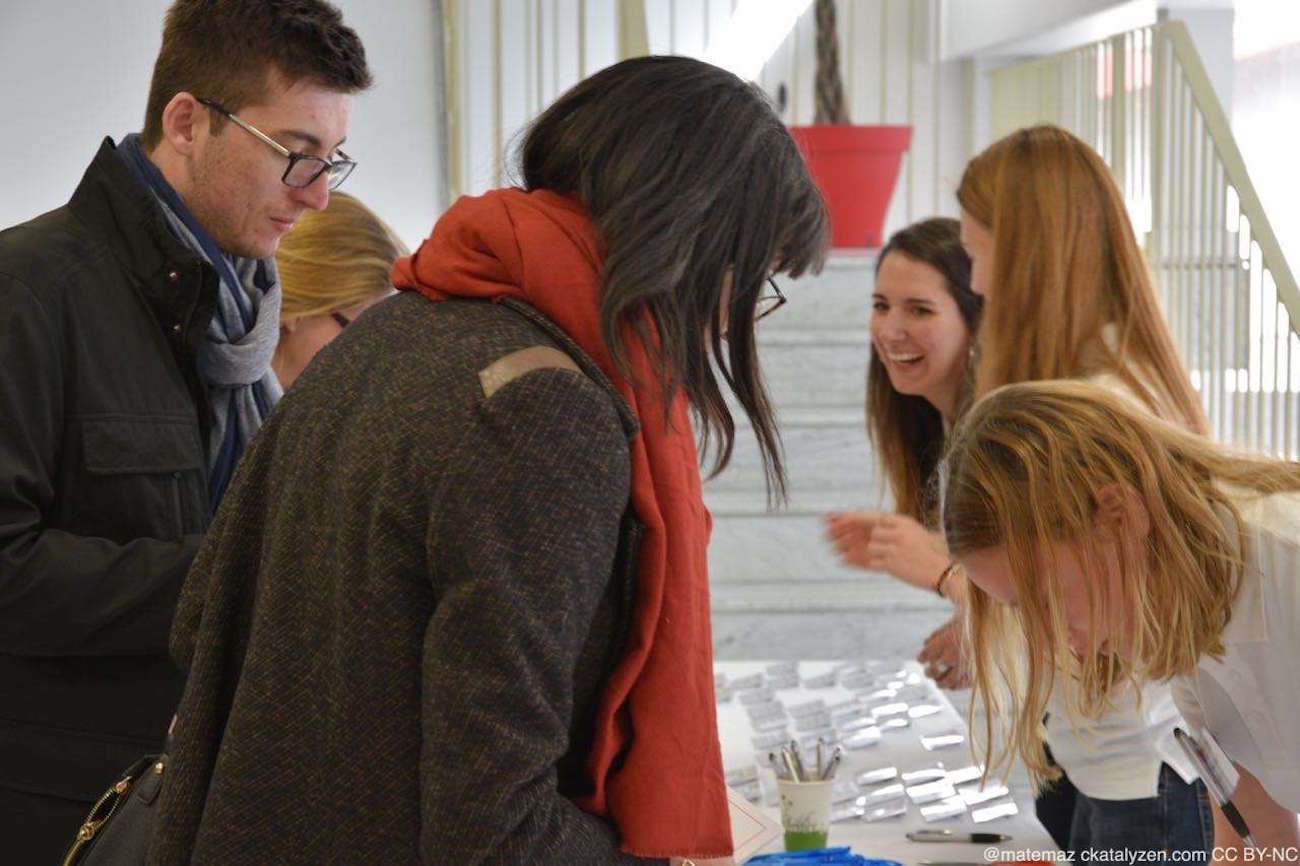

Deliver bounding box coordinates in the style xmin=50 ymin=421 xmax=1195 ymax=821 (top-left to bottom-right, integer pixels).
xmin=151 ymin=56 xmax=828 ymax=865
xmin=825 ymin=218 xmax=979 ymax=683
xmin=826 ymin=217 xmax=977 ymax=587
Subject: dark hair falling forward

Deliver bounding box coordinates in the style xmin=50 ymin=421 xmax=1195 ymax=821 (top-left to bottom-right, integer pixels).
xmin=518 ymin=56 xmax=830 ymax=501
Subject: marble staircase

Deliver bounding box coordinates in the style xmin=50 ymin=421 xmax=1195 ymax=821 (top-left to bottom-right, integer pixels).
xmin=706 ymin=253 xmax=953 ymax=662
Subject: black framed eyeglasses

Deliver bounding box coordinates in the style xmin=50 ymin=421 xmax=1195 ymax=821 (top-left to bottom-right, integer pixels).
xmin=197 ymin=97 xmax=356 ymax=191
xmin=755 ymin=277 xmax=787 ymax=322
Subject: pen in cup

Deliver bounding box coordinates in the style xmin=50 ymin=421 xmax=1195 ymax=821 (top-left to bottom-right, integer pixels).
xmin=789 ymin=740 xmax=807 ymax=781
xmin=820 ymin=747 xmax=842 ymax=780
xmin=768 ymin=751 xmax=789 ymax=781
xmin=781 ymin=747 xmax=801 ymax=782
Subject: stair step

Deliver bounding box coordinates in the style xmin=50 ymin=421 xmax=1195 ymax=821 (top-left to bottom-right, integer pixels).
xmin=765 ymin=254 xmax=877 ymax=334
xmin=703 ymin=490 xmax=887 ymax=516
xmin=757 ymin=329 xmax=871 ymax=346
xmin=706 ymin=252 xmax=893 ymax=635
xmin=701 ymin=418 xmax=874 ymax=498
xmin=709 ymin=512 xmax=892 ymax=582
xmin=710 ymin=577 xmax=950 ymax=613
xmin=754 ymin=337 xmax=871 ymax=409
xmin=712 ymin=608 xmax=954 ymax=662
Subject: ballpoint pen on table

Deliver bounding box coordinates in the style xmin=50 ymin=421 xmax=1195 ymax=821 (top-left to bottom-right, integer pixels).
xmin=907 ymin=830 xmax=1013 ymax=843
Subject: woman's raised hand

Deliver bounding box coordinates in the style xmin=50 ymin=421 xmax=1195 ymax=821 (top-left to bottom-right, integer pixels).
xmin=823 ymin=510 xmax=882 ymax=571
xmin=825 ymin=511 xmax=950 ymax=593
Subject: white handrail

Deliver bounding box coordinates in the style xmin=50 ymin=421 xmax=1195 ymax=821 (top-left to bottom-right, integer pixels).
xmin=1162 ymin=22 xmax=1300 ymax=328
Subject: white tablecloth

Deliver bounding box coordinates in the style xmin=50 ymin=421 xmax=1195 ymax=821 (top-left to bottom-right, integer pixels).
xmin=715 ymin=660 xmax=1059 ymax=864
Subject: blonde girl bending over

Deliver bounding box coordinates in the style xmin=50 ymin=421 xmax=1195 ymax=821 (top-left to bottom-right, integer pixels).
xmin=942 ymin=379 xmax=1300 ymax=855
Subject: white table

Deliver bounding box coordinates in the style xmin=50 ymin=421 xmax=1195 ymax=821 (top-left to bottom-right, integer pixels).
xmin=715 ymin=660 xmax=1059 ymax=865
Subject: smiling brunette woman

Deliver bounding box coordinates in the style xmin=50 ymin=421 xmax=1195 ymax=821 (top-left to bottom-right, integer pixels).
xmin=825 ymin=218 xmax=980 ymax=612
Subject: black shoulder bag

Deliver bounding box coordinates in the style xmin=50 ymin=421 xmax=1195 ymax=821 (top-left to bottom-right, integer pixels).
xmin=59 ymin=752 xmax=166 ymax=866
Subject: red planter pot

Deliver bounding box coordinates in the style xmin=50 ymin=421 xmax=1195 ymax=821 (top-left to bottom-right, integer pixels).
xmin=790 ymin=124 xmax=913 ymax=249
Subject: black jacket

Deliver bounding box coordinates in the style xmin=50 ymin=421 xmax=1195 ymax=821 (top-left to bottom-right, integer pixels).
xmin=0 ymin=138 xmax=216 ymax=804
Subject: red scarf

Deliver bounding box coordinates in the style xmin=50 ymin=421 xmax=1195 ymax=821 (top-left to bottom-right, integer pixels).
xmin=391 ymin=188 xmax=732 ymax=859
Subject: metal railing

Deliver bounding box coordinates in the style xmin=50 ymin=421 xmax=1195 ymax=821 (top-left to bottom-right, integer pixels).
xmin=991 ymin=22 xmax=1300 ymax=457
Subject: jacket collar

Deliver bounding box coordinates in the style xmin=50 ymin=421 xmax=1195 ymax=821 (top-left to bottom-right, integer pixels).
xmin=69 ymin=138 xmax=204 ymax=283
xmin=67 ymin=137 xmax=217 ymax=345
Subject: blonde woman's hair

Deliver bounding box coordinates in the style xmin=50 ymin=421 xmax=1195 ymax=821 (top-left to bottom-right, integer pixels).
xmin=956 ymin=125 xmax=1208 ymax=435
xmin=276 ymin=192 xmax=408 ymax=321
xmin=941 ymin=379 xmax=1300 ymax=788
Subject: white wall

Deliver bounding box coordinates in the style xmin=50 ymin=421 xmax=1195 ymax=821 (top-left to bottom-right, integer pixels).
xmin=941 ymin=0 xmax=1134 ymax=58
xmin=0 ymin=0 xmax=445 ymax=251
xmin=1162 ymin=4 xmax=1235 ymax=111
xmin=445 ymin=0 xmax=640 ymax=198
xmin=447 ymin=0 xmax=971 ymax=234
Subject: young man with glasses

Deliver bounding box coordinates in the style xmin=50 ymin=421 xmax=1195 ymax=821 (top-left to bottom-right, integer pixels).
xmin=0 ymin=1 xmax=369 ymax=860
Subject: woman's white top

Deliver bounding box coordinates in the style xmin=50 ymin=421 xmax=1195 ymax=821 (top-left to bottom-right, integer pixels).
xmin=1167 ymin=487 xmax=1300 ymax=813
xmin=1044 ymin=682 xmax=1195 ymax=800
xmin=1038 ymin=369 xmax=1197 ymax=800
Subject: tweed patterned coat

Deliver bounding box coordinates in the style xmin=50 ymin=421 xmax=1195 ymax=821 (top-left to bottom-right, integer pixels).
xmin=148 ymin=294 xmax=664 ymax=865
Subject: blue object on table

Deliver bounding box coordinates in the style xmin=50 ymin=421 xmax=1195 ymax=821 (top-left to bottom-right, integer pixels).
xmin=744 ymin=848 xmax=903 ymax=866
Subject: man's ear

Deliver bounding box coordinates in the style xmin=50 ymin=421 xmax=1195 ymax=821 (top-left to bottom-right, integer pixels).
xmin=280 ymin=317 xmax=298 ymax=336
xmin=157 ymin=92 xmax=204 ymax=158
xmin=1093 ymin=482 xmax=1151 ymax=540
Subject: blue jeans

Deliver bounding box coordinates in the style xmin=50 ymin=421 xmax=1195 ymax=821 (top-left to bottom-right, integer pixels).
xmin=1068 ymin=763 xmax=1213 ymax=859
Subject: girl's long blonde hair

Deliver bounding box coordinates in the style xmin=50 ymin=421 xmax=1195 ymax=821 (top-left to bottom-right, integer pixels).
xmin=941 ymin=380 xmax=1300 ymax=787
xmin=276 ymin=192 xmax=408 ymax=321
xmin=957 ymin=125 xmax=1208 ymax=435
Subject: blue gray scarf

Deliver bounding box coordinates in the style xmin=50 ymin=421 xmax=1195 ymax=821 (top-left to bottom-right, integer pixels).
xmin=118 ymin=134 xmax=283 ymax=514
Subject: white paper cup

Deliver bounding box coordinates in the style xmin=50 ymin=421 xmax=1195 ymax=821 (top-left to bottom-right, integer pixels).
xmin=777 ymin=778 xmax=834 ymax=850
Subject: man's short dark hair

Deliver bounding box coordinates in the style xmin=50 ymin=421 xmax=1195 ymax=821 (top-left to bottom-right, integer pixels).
xmin=142 ymin=0 xmax=372 ymax=149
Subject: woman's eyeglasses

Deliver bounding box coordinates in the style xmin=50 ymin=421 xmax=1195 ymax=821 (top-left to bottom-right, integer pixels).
xmin=755 ymin=277 xmax=787 ymax=322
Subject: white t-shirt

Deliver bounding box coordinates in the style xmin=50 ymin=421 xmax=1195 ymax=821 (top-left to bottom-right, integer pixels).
xmin=1167 ymin=487 xmax=1300 ymax=813
xmin=1044 ymin=679 xmax=1194 ymax=800
xmin=1038 ymin=368 xmax=1198 ymax=800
